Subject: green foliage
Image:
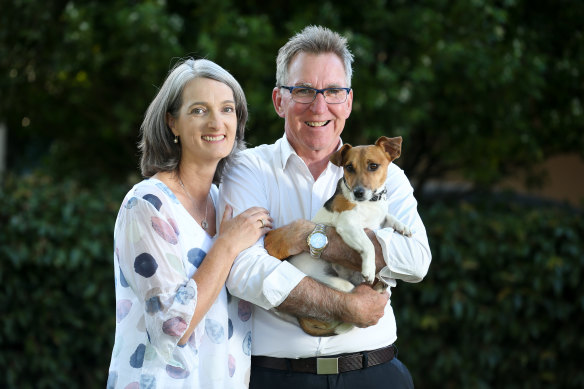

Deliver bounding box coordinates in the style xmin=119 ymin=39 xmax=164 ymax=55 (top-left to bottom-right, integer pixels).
xmin=1 ymin=0 xmax=583 ymax=190
xmin=394 ymin=197 xmax=584 ymax=388
xmin=0 ymin=174 xmax=126 ymax=388
xmin=2 ymin=175 xmax=582 ymax=387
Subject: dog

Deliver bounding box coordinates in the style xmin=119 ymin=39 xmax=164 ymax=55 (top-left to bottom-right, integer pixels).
xmin=265 ymin=136 xmax=412 ymax=336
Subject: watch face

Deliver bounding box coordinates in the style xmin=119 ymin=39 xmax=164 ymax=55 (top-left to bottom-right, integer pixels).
xmin=309 ymin=233 xmax=327 ymax=249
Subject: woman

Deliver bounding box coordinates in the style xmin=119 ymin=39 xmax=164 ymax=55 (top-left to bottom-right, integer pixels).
xmin=107 ymin=58 xmax=272 ymax=388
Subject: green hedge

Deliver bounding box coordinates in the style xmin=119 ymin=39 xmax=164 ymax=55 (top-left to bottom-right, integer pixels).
xmin=0 ymin=174 xmax=125 ymax=388
xmin=1 ymin=176 xmax=583 ymax=388
xmin=394 ymin=197 xmax=584 ymax=388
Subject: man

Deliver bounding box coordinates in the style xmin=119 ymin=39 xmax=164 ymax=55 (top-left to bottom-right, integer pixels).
xmin=219 ymin=25 xmax=431 ymax=388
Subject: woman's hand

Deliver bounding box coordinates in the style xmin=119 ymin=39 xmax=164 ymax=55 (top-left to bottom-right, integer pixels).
xmin=217 ymin=204 xmax=272 ymax=254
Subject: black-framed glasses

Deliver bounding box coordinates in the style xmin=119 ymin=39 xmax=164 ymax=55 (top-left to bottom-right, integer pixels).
xmin=279 ymin=86 xmax=351 ymax=104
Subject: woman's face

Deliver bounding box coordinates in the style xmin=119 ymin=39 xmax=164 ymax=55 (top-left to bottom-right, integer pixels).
xmin=168 ymin=77 xmax=237 ymax=165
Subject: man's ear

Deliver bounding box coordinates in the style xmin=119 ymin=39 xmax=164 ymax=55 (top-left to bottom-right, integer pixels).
xmin=272 ymin=87 xmax=286 ymax=118
xmin=376 ymin=136 xmax=402 ymax=162
xmin=344 ymin=89 xmax=353 ymax=119
xmin=330 ymin=144 xmax=353 ymax=166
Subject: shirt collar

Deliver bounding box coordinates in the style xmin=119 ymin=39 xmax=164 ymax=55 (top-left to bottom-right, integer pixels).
xmin=278 ymin=134 xmax=344 ymax=172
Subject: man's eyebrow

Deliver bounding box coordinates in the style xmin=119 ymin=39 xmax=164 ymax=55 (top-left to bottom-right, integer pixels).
xmin=293 ymin=82 xmax=313 ymax=87
xmin=292 ymin=82 xmax=344 ymax=88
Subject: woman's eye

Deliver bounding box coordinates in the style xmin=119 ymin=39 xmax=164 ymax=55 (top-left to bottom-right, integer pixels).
xmin=224 ymin=106 xmax=235 ymax=113
xmin=192 ymin=107 xmax=204 ymax=114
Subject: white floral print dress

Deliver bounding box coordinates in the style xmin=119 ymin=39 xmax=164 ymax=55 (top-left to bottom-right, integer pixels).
xmin=107 ymin=178 xmax=252 ymax=388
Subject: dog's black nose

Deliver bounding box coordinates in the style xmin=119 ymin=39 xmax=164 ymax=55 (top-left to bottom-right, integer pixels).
xmin=353 ymin=187 xmax=365 ymax=199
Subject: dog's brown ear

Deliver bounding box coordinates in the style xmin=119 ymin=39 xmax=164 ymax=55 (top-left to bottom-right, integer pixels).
xmin=330 ymin=144 xmax=352 ymax=166
xmin=376 ymin=136 xmax=402 ymax=161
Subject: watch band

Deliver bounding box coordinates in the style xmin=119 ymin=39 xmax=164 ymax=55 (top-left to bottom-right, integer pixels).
xmin=307 ymin=224 xmax=328 ymax=258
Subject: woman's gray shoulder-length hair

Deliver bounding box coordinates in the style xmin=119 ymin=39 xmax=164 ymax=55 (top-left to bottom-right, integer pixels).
xmin=138 ymin=58 xmax=247 ymax=184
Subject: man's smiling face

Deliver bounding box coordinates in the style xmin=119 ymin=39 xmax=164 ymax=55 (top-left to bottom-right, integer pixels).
xmin=273 ymin=52 xmax=353 ymax=160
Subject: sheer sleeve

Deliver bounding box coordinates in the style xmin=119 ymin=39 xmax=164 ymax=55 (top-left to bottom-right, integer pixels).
xmin=114 ymin=192 xmax=197 ymax=362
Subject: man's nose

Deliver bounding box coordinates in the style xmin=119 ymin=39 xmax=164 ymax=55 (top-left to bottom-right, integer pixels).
xmin=309 ymin=92 xmax=328 ymax=114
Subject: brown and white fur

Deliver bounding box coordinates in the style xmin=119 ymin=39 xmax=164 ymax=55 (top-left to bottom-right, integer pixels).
xmin=268 ymin=136 xmax=412 ymax=336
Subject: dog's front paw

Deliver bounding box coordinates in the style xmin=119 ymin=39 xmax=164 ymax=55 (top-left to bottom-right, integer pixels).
xmin=361 ymin=259 xmax=376 ymax=284
xmin=264 ymin=229 xmax=292 ymax=260
xmin=395 ymin=223 xmax=412 ymax=237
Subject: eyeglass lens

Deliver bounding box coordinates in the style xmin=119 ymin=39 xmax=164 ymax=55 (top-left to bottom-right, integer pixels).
xmin=292 ymin=88 xmax=348 ymax=103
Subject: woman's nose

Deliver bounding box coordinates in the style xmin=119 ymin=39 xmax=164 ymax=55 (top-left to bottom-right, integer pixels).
xmin=207 ymin=110 xmax=221 ymax=129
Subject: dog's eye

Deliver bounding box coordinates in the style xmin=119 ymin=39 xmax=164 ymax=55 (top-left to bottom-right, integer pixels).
xmin=368 ymin=163 xmax=379 ymax=171
xmin=345 ymin=164 xmax=355 ymax=173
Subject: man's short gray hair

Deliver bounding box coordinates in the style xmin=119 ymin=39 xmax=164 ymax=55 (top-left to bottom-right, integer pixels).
xmin=276 ymin=25 xmax=354 ymax=87
xmin=139 ymin=58 xmax=247 ymax=184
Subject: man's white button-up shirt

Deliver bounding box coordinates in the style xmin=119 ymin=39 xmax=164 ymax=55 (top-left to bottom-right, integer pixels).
xmin=219 ymin=135 xmax=431 ymax=358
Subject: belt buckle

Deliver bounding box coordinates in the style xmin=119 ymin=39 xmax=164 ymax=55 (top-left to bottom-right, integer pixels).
xmin=317 ymin=357 xmax=339 ymax=374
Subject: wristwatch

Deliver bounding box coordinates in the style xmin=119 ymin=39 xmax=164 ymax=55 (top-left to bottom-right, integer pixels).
xmin=307 ymin=224 xmax=328 ymax=258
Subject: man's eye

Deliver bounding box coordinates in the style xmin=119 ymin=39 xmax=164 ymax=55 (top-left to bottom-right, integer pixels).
xmin=345 ymin=164 xmax=355 ymax=173
xmin=294 ymin=88 xmax=314 ymax=96
xmin=368 ymin=163 xmax=379 ymax=171
xmin=326 ymin=88 xmax=342 ymax=96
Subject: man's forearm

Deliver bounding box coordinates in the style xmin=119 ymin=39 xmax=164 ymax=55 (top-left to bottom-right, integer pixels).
xmin=277 ymin=277 xmax=345 ymax=322
xmin=264 ymin=220 xmax=387 ymax=273
xmin=276 ymin=276 xmax=389 ymax=328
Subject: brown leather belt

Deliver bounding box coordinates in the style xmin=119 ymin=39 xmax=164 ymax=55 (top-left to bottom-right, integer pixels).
xmin=251 ymin=345 xmax=395 ymax=375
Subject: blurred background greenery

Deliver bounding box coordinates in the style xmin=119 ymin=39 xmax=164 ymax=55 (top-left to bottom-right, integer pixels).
xmin=1 ymin=0 xmax=583 ymax=388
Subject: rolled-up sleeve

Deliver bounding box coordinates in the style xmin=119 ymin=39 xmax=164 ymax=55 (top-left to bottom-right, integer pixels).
xmin=375 ymin=164 xmax=432 ymax=284
xmin=219 ymin=155 xmax=306 ymax=310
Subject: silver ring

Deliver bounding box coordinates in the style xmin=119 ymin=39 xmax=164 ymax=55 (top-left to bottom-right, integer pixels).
xmin=258 ymin=219 xmax=265 ymax=228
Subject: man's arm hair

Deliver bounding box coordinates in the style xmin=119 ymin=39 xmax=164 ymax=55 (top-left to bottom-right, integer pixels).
xmin=277 ymin=277 xmax=388 ymax=328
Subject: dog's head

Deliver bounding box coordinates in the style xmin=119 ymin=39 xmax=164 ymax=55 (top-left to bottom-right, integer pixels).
xmin=330 ymin=136 xmax=402 ymax=202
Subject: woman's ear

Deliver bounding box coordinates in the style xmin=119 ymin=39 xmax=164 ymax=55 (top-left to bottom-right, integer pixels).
xmin=166 ymin=112 xmax=178 ymax=135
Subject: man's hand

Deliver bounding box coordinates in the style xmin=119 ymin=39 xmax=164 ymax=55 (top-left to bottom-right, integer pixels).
xmin=264 ymin=219 xmax=314 ymax=260
xmin=278 ymin=278 xmax=388 ymax=329
xmin=342 ymin=283 xmax=389 ymax=327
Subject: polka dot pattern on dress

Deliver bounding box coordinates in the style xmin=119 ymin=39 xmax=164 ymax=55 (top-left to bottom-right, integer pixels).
xmin=145 ymin=296 xmax=162 ymax=314
xmin=162 ymin=317 xmax=187 ymax=337
xmin=242 ymin=331 xmax=252 ymax=356
xmin=176 ymin=284 xmax=196 ymax=304
xmin=187 ymin=248 xmax=206 ymax=268
xmin=151 ymin=216 xmax=178 ymax=244
xmin=143 ymin=194 xmax=162 ymax=211
xmin=166 ymin=364 xmax=190 ymax=379
xmin=134 ymin=253 xmax=158 ymax=278
xmin=228 ymin=354 xmax=236 ymax=377
xmin=129 ymin=344 xmax=146 ymax=368
xmin=205 ymin=318 xmax=225 ymax=344
xmin=238 ymin=300 xmax=252 ymax=322
xmin=116 ymin=299 xmax=132 ymax=323
xmin=110 ymin=180 xmax=251 ymax=388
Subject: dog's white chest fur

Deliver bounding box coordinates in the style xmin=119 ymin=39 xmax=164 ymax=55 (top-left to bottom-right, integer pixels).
xmin=290 ymin=198 xmax=391 ymax=294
